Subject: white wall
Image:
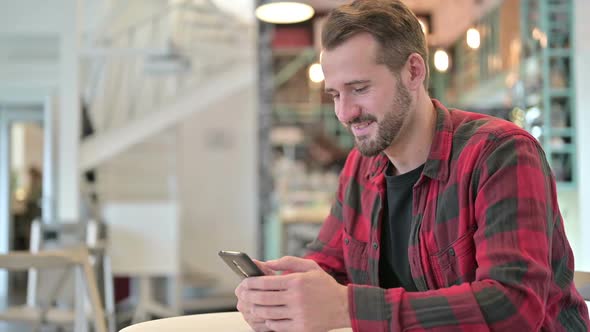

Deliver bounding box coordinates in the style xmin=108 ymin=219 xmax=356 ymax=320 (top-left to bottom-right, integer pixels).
xmin=0 ymin=0 xmax=259 ymax=296
xmin=97 ymin=130 xmax=178 ymax=201
xmin=559 ymin=190 xmax=580 ymax=256
xmin=0 ymin=0 xmax=65 ymax=35
xmin=0 ymin=0 xmax=138 ymax=38
xmin=574 ymin=0 xmax=590 ymax=271
xmin=211 ymin=0 xmax=254 ymax=23
xmin=97 ymin=0 xmax=167 ymax=42
xmin=178 ymin=84 xmax=258 ymax=292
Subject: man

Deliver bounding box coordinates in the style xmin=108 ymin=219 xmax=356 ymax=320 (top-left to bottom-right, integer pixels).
xmin=235 ymin=1 xmax=589 ymax=331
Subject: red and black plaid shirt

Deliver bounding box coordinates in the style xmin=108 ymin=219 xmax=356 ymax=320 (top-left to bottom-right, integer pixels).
xmin=305 ymin=100 xmax=589 ymax=331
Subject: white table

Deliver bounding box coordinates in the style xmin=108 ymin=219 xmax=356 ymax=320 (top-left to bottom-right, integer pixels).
xmin=122 ymin=305 xmax=590 ymax=331
xmin=120 ymin=311 xmax=352 ymax=332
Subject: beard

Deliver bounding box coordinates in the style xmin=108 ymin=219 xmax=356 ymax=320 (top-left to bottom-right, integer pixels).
xmin=352 ymin=83 xmax=412 ymax=157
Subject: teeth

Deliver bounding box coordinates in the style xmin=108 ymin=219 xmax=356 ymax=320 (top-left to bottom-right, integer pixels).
xmin=354 ymin=121 xmax=372 ymax=129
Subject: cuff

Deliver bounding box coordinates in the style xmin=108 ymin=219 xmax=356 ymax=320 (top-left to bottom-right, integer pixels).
xmin=347 ymin=284 xmax=395 ymax=332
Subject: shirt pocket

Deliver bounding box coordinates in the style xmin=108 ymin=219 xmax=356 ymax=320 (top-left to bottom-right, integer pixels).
xmin=342 ymin=231 xmax=369 ymax=284
xmin=429 ymin=226 xmax=477 ymax=288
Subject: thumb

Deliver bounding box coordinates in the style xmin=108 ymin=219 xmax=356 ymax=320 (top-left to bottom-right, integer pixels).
xmin=264 ymin=256 xmax=319 ymax=273
xmin=252 ymin=259 xmax=275 ymax=275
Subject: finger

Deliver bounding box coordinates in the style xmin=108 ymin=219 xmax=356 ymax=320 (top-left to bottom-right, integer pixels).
xmin=252 ymin=304 xmax=290 ymax=320
xmin=236 ymin=299 xmax=252 ymax=313
xmin=237 ymin=307 xmax=266 ymax=324
xmin=237 ymin=306 xmax=262 ymax=321
xmin=264 ymin=256 xmax=319 ymax=272
xmin=265 ymin=319 xmax=293 ymax=332
xmin=253 ymin=259 xmax=275 ymax=276
xmin=250 ymin=321 xmax=273 ymax=332
xmin=243 ymin=315 xmax=273 ymax=332
xmin=246 ymin=289 xmax=290 ymax=306
xmin=245 ymin=314 xmax=266 ymax=324
xmin=239 ymin=306 xmax=271 ymax=329
xmin=245 ymin=275 xmax=292 ymax=291
xmin=235 ymin=281 xmax=246 ymax=298
xmin=251 ymin=322 xmax=273 ymax=332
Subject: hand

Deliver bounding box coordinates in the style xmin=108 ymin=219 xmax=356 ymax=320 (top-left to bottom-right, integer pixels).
xmin=239 ymin=256 xmax=350 ymax=332
xmin=234 ymin=259 xmax=276 ymax=331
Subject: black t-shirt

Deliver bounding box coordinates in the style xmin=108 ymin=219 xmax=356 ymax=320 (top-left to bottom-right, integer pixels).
xmin=379 ymin=163 xmax=424 ymax=291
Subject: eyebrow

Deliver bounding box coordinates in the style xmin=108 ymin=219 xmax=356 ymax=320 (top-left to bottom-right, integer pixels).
xmin=324 ymin=80 xmax=371 ymax=94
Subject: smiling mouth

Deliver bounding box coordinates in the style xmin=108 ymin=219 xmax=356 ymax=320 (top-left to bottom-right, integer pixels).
xmin=350 ymin=120 xmax=376 ymax=137
xmin=352 ymin=121 xmax=373 ymax=130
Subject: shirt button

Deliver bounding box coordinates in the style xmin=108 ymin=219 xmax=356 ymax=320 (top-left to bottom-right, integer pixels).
xmin=344 ymin=238 xmax=350 ymax=245
xmin=373 ymin=242 xmax=379 ymax=250
xmin=449 ymin=248 xmax=455 ymax=256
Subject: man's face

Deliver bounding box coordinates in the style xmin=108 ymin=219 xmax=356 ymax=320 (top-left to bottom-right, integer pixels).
xmin=321 ymin=33 xmax=413 ymax=157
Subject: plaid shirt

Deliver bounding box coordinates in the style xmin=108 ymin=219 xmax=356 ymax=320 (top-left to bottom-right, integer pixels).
xmin=305 ymin=100 xmax=589 ymax=331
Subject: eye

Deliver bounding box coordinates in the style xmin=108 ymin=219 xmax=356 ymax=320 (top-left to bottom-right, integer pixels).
xmin=353 ymin=86 xmax=368 ymax=94
xmin=327 ymin=93 xmax=339 ymax=100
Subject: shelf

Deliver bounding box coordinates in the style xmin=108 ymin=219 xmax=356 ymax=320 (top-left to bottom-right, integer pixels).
xmin=548 ymin=4 xmax=570 ymax=12
xmin=549 ymin=144 xmax=575 ymax=154
xmin=557 ymin=181 xmax=577 ymax=191
xmin=520 ymin=0 xmax=576 ymax=187
xmin=549 ymin=89 xmax=572 ymax=98
xmin=546 ymin=48 xmax=573 ymax=57
xmin=550 ymin=127 xmax=575 ymax=137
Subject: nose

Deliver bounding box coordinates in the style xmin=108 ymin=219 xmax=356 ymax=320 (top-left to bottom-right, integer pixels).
xmin=335 ymin=95 xmax=361 ymax=125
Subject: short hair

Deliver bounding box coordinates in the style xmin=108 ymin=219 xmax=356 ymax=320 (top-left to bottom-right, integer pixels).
xmin=321 ymin=0 xmax=429 ymax=88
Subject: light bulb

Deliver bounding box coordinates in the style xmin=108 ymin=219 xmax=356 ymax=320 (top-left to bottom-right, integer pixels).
xmin=308 ymin=63 xmax=324 ymax=83
xmin=466 ymin=28 xmax=481 ymax=49
xmin=434 ymin=49 xmax=450 ymax=72
xmin=255 ymin=2 xmax=314 ymax=24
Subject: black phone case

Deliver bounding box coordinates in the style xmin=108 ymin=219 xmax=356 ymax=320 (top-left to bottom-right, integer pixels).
xmin=218 ymin=250 xmax=265 ymax=278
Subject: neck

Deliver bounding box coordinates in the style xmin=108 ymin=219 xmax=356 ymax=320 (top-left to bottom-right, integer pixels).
xmin=383 ymin=94 xmax=436 ymax=175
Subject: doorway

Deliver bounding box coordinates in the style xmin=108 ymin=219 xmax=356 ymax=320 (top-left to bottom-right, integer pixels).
xmin=0 ymin=102 xmax=52 ymax=304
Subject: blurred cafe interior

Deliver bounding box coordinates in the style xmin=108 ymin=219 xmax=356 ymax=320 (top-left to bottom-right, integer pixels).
xmin=0 ymin=0 xmax=589 ymax=330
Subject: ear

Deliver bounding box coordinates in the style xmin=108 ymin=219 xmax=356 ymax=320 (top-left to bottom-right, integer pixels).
xmin=402 ymin=53 xmax=426 ymax=91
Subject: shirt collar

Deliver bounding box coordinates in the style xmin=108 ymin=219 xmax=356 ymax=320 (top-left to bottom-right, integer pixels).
xmin=421 ymin=99 xmax=453 ymax=182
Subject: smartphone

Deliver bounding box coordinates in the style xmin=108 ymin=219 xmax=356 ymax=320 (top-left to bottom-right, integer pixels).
xmin=218 ymin=250 xmax=265 ymax=279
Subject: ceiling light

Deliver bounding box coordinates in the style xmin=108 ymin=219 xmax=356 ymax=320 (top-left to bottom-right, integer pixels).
xmin=418 ymin=18 xmax=428 ymax=35
xmin=308 ymin=63 xmax=324 ymax=83
xmin=466 ymin=28 xmax=481 ymax=49
xmin=525 ymin=107 xmax=541 ymax=123
xmin=531 ymin=126 xmax=542 ymax=140
xmin=434 ymin=49 xmax=449 ymax=72
xmin=255 ymin=2 xmax=314 ymax=24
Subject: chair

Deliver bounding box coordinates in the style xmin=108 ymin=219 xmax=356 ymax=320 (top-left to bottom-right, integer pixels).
xmin=103 ymin=201 xmax=220 ymax=325
xmin=0 ymin=246 xmax=107 ymax=332
xmin=0 ymin=220 xmax=115 ymax=332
